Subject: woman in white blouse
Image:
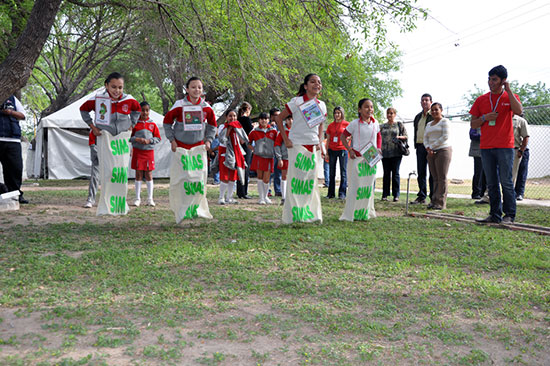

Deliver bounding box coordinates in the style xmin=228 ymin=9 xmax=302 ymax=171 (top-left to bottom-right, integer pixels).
xmin=423 ymin=102 xmax=452 ymax=209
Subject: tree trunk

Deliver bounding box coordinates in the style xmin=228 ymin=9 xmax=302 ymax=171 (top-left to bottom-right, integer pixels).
xmin=0 ymin=0 xmax=62 ymax=103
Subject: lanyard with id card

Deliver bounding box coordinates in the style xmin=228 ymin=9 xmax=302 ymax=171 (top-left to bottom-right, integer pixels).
xmin=95 ymin=96 xmax=112 ymax=126
xmin=183 ymin=105 xmax=204 ymax=131
xmin=299 ymin=98 xmax=325 ymax=129
xmin=488 ymin=92 xmax=503 ymax=127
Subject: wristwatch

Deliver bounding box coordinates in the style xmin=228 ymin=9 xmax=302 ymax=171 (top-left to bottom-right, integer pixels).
xmin=481 ymin=115 xmax=486 ymax=122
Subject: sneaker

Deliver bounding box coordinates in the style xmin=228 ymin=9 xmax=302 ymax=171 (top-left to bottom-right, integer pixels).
xmin=516 ymin=195 xmax=523 ymax=201
xmin=258 ymin=199 xmax=266 ymax=205
xmin=381 ymin=197 xmax=388 ymax=202
xmin=146 ymin=199 xmax=156 ymax=207
xmin=393 ymin=197 xmax=399 ymax=202
xmin=476 ymin=216 xmax=500 ymax=224
xmin=83 ymin=201 xmax=93 ymax=208
xmin=472 ymin=195 xmax=481 ymax=200
xmin=410 ymin=198 xmax=426 ymax=205
xmin=502 ymin=216 xmax=515 ymax=224
xmin=226 ymin=198 xmax=238 ymax=204
xmin=218 ymin=198 xmax=226 ymax=205
xmin=134 ymin=199 xmax=141 ymax=207
xmin=264 ymin=196 xmax=272 ymax=204
xmin=280 ymin=198 xmax=285 ymax=205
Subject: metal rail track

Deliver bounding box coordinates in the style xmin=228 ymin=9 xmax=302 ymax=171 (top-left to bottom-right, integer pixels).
xmin=411 ymin=211 xmax=550 ymax=236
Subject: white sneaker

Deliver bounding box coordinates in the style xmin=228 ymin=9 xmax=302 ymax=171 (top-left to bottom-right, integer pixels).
xmin=83 ymin=201 xmax=93 ymax=208
xmin=258 ymin=199 xmax=266 ymax=205
xmin=134 ymin=199 xmax=141 ymax=207
xmin=218 ymin=198 xmax=226 ymax=205
xmin=264 ymin=196 xmax=272 ymax=204
xmin=146 ymin=199 xmax=155 ymax=207
xmin=226 ymin=198 xmax=238 ymax=204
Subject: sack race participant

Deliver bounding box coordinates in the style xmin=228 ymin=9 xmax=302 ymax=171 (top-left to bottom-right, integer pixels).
xmin=163 ymin=76 xmax=217 ymax=222
xmin=339 ymin=157 xmax=377 ymax=221
xmin=274 ymin=74 xmax=327 ymax=223
xmin=96 ymin=130 xmax=132 ymax=216
xmin=340 ymin=98 xmax=381 ymax=221
xmin=79 ymin=72 xmax=141 ymax=215
xmin=282 ymin=145 xmax=322 ymax=223
xmin=169 ymin=145 xmax=212 ymax=222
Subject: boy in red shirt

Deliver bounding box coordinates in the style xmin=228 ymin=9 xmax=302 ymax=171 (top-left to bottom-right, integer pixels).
xmin=470 ymin=65 xmax=522 ymax=224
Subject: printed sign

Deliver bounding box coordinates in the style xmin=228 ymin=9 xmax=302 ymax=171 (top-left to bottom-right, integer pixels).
xmin=299 ymin=99 xmax=325 ymax=129
xmin=360 ymin=142 xmax=381 ymax=167
xmin=95 ymin=97 xmax=111 ymax=126
xmin=183 ymin=105 xmax=204 ymax=131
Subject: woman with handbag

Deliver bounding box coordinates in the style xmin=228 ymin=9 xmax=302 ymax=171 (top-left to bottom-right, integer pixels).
xmin=380 ymin=107 xmax=408 ymax=202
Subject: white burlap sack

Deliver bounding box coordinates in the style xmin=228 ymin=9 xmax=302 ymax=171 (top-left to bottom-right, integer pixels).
xmin=282 ymin=145 xmax=322 ymax=224
xmin=339 ymin=157 xmax=377 ymax=221
xmin=169 ymin=145 xmax=212 ymax=223
xmin=96 ymin=131 xmax=131 ymax=216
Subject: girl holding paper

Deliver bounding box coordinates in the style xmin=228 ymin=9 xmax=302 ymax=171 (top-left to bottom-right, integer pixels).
xmin=274 ymin=74 xmax=327 ymax=223
xmin=163 ymin=77 xmax=217 ymax=150
xmin=80 ymin=72 xmax=141 ymax=137
xmin=339 ymin=98 xmax=381 ymax=221
xmin=163 ymin=77 xmax=217 ymax=222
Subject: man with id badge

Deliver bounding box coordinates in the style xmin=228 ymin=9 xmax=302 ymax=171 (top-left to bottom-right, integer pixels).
xmin=470 ymin=65 xmax=522 ymax=224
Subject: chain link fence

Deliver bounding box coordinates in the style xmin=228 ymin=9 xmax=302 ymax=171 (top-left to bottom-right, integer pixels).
xmin=395 ymin=105 xmax=549 ymax=202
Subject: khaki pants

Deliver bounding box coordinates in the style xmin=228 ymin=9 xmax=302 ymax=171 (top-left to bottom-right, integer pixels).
xmin=427 ymin=147 xmax=452 ymax=209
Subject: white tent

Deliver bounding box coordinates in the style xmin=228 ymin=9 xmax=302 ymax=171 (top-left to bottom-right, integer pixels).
xmin=31 ymin=90 xmax=171 ymax=179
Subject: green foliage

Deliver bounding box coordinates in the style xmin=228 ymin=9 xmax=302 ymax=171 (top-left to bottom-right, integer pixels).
xmin=0 ymin=0 xmax=34 ymax=63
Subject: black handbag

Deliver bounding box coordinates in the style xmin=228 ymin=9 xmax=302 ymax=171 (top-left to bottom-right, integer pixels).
xmin=396 ymin=122 xmax=410 ymax=156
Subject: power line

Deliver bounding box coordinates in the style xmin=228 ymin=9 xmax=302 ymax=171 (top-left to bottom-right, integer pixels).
xmin=402 ymin=11 xmax=550 ymax=68
xmin=402 ymin=2 xmax=549 ymax=62
xmin=403 ymin=0 xmax=545 ymax=57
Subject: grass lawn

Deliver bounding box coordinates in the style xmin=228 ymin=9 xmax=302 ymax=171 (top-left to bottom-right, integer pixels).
xmin=0 ymin=181 xmax=549 ymax=365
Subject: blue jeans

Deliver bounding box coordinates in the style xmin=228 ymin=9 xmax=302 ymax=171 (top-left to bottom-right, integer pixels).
xmin=328 ymin=149 xmax=348 ymax=198
xmin=271 ymin=156 xmax=282 ymax=194
xmin=481 ymin=148 xmax=516 ymax=221
xmin=515 ymin=149 xmax=529 ymax=197
xmin=415 ymin=144 xmax=433 ymax=201
xmin=323 ymin=160 xmax=330 ymax=187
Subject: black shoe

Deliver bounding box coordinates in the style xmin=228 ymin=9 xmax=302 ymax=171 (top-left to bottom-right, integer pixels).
xmin=326 ymin=195 xmax=335 ymax=199
xmin=275 ymin=192 xmax=282 ymax=197
xmin=410 ymin=198 xmax=426 ymax=205
xmin=476 ymin=216 xmax=501 ymax=224
xmin=475 ymin=199 xmax=489 ymax=205
xmin=516 ymin=195 xmax=523 ymax=201
xmin=393 ymin=197 xmax=399 ymax=202
xmin=19 ymin=195 xmax=29 ymax=204
xmin=381 ymin=197 xmax=388 ymax=202
xmin=242 ymin=195 xmax=251 ymax=199
xmin=472 ymin=195 xmax=481 ymax=200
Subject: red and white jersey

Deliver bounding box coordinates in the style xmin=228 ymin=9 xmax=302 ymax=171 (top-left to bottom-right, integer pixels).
xmin=130 ymin=119 xmax=161 ymax=150
xmin=248 ymin=127 xmax=277 ymax=158
xmin=80 ymin=89 xmax=141 ymax=136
